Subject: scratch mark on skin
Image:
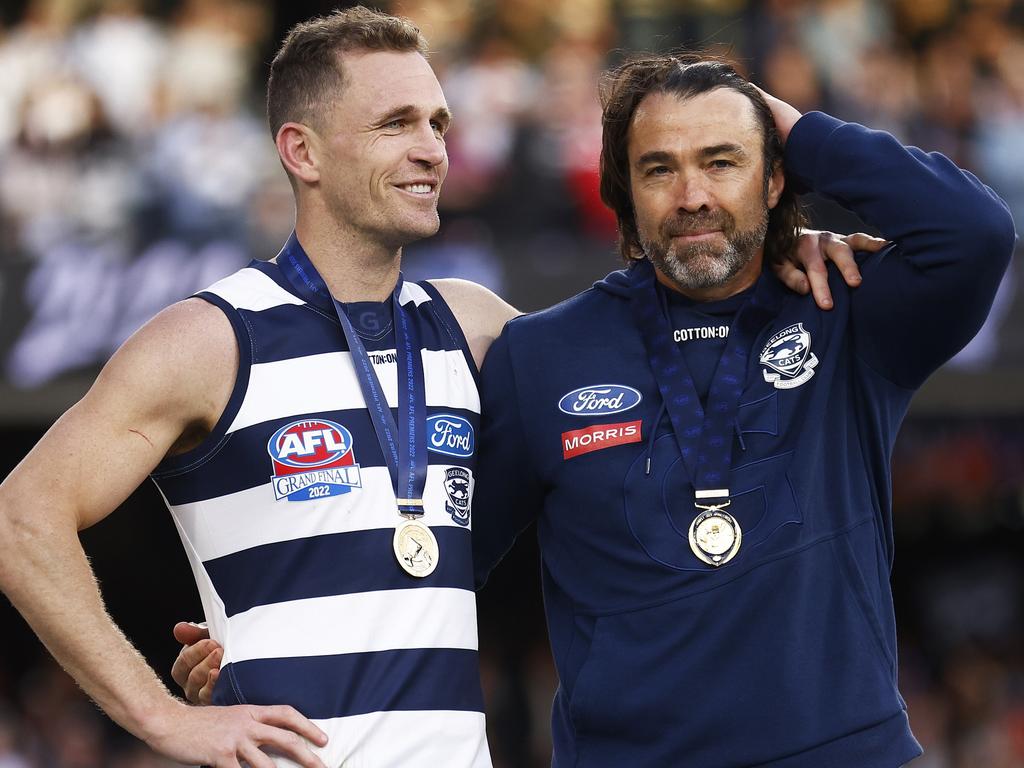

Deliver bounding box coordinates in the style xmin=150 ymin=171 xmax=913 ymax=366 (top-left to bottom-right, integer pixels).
xmin=129 ymin=429 xmax=154 ymax=449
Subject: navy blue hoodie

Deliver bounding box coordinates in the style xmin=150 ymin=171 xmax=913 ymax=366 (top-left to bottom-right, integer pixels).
xmin=472 ymin=112 xmax=1016 ymax=767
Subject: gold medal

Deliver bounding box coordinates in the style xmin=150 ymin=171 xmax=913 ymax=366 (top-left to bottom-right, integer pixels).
xmin=688 ymin=503 xmax=741 ymax=567
xmin=393 ymin=518 xmax=439 ymax=577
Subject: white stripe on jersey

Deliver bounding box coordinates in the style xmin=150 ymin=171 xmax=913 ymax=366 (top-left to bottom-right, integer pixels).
xmin=223 ymin=588 xmax=478 ymax=665
xmin=285 ymin=710 xmax=490 ymax=768
xmin=203 ymin=267 xmax=305 ymax=311
xmin=229 ymin=349 xmax=480 ymax=434
xmin=170 ymin=464 xmax=472 ymax=562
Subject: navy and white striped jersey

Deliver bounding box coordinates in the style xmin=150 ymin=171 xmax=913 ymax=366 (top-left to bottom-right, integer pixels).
xmin=151 ymin=259 xmax=491 ymax=767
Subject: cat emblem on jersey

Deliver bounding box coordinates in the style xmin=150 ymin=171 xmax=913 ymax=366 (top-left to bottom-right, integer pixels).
xmin=759 ymin=323 xmax=819 ymax=390
xmin=443 ymin=467 xmax=472 ymax=526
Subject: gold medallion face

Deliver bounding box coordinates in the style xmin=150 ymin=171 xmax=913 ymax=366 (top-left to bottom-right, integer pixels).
xmin=689 ymin=510 xmax=742 ymax=567
xmin=393 ymin=519 xmax=439 ymax=577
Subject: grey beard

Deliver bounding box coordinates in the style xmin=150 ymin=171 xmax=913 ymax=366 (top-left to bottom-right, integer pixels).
xmin=641 ymin=213 xmax=768 ymax=293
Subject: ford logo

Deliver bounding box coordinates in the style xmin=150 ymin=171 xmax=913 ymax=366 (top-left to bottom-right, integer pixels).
xmin=426 ymin=414 xmax=475 ymax=458
xmin=558 ymin=384 xmax=642 ymax=416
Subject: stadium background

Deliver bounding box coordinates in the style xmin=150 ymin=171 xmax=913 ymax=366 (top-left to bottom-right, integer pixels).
xmin=0 ymin=0 xmax=1022 ymax=765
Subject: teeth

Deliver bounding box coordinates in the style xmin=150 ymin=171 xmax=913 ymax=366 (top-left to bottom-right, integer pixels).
xmin=403 ymin=184 xmax=432 ymax=194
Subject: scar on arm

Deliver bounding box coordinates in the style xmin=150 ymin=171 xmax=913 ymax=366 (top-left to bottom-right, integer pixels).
xmin=128 ymin=429 xmax=154 ymax=449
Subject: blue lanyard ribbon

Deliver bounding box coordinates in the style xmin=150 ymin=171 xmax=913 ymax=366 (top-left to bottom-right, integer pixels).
xmin=628 ymin=258 xmax=780 ymax=496
xmin=277 ymin=234 xmax=428 ymax=516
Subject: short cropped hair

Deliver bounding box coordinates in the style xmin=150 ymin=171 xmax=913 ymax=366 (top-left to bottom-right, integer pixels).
xmin=267 ymin=6 xmax=427 ymax=138
xmin=599 ymin=53 xmax=805 ymax=263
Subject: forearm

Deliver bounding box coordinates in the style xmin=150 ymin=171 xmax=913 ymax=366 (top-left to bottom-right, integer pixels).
xmin=0 ymin=495 xmax=181 ymax=743
xmin=786 ymin=112 xmax=1016 ymax=385
xmin=786 ymin=111 xmax=1015 ymax=265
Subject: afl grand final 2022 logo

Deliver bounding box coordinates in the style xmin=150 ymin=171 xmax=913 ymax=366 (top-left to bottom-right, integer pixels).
xmin=759 ymin=323 xmax=818 ymax=390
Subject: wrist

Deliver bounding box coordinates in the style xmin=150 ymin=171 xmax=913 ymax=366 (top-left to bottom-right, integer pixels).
xmin=130 ymin=693 xmax=187 ymax=746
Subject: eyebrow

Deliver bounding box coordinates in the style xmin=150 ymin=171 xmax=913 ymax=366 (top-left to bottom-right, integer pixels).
xmin=635 ymin=150 xmax=675 ymax=167
xmin=699 ymin=143 xmax=747 ymax=159
xmin=635 ymin=143 xmax=749 ymax=167
xmin=374 ymin=104 xmax=453 ymax=129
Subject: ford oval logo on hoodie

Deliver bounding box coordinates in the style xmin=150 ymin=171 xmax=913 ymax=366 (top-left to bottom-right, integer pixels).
xmin=558 ymin=384 xmax=642 ymax=416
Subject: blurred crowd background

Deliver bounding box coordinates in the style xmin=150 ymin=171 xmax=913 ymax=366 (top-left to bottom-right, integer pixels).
xmin=0 ymin=0 xmax=1022 ymax=766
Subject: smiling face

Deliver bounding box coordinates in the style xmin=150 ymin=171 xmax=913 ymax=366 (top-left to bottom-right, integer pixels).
xmin=628 ymin=87 xmax=783 ymax=300
xmin=314 ymin=49 xmax=451 ymax=251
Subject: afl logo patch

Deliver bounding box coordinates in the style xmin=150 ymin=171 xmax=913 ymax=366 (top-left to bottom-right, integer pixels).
xmin=426 ymin=414 xmax=474 ymax=458
xmin=759 ymin=323 xmax=818 ymax=389
xmin=558 ymin=384 xmax=642 ymax=416
xmin=267 ymin=419 xmax=362 ymax=502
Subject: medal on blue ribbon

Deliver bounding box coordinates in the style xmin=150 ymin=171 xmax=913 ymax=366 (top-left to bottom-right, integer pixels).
xmin=278 ymin=234 xmax=437 ymax=577
xmin=629 ymin=258 xmax=779 ymax=567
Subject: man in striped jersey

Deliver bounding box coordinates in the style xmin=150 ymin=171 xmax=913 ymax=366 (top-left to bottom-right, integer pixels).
xmin=0 ymin=7 xmax=864 ymax=768
xmin=0 ymin=7 xmax=516 ymax=767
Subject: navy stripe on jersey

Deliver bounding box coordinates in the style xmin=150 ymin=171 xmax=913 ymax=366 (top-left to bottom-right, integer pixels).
xmin=213 ymin=648 xmax=485 ymax=717
xmin=155 ymin=406 xmax=479 ymax=505
xmin=205 ymin=526 xmax=474 ymax=617
xmin=241 ymin=301 xmax=467 ymax=364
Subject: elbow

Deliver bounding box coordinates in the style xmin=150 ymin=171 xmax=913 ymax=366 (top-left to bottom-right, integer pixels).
xmin=943 ymin=189 xmax=1018 ymax=277
xmin=967 ymin=188 xmax=1017 ymax=265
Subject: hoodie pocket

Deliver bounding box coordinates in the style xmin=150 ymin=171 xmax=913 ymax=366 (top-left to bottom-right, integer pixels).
xmin=566 ymin=527 xmax=902 ymax=766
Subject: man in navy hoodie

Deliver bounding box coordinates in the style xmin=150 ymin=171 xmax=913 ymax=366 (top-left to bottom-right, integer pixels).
xmin=471 ymin=55 xmax=1015 ymax=767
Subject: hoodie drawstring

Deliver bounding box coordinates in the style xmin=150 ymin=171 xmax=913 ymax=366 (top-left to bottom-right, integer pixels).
xmin=644 ymin=398 xmax=666 ymax=476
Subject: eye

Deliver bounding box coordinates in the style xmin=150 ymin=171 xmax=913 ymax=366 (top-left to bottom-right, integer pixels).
xmin=709 ymin=159 xmax=735 ymax=169
xmin=430 ymin=120 xmax=446 ymax=137
xmin=646 ymin=165 xmax=671 ymax=177
xmin=383 ymin=119 xmax=405 ymax=130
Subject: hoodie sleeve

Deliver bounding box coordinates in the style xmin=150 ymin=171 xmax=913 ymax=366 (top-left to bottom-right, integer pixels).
xmin=784 ymin=111 xmax=1016 ymax=389
xmin=472 ymin=323 xmax=545 ymax=589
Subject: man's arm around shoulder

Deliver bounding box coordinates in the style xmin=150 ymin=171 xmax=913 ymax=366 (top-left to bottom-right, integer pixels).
xmin=0 ymin=298 xmax=327 ymax=767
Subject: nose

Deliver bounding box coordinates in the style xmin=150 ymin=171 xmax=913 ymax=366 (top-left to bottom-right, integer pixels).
xmin=408 ymin=123 xmax=446 ymax=168
xmin=674 ymin=173 xmax=712 ymax=213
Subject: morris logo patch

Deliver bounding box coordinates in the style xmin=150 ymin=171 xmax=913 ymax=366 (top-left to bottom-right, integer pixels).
xmin=267 ymin=419 xmax=362 ymax=501
xmin=558 ymin=384 xmax=642 ymax=416
xmin=443 ymin=467 xmax=472 ymax=526
xmin=759 ymin=324 xmax=819 ymax=390
xmin=562 ymin=420 xmax=642 ymax=460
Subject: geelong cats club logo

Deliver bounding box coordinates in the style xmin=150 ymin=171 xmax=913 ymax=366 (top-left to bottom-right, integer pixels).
xmin=443 ymin=467 xmax=472 ymax=526
xmin=267 ymin=419 xmax=362 ymax=501
xmin=759 ymin=324 xmax=818 ymax=389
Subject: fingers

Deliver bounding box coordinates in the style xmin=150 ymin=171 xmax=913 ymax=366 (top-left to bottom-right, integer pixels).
xmin=198 ymin=666 xmax=220 ymax=706
xmin=173 ymin=621 xmax=211 ymax=646
xmin=237 ymin=742 xmax=276 ymax=768
xmin=256 ymin=705 xmax=329 ymax=748
xmin=842 ymin=232 xmax=888 ymax=254
xmin=171 ymin=637 xmax=221 ymax=693
xmin=250 ymin=723 xmax=327 ymax=768
xmin=819 ymin=232 xmax=863 ymax=290
xmin=793 ymin=230 xmax=834 ymax=310
xmin=185 ymin=647 xmax=223 ymax=705
xmin=772 ymin=258 xmax=810 ymax=296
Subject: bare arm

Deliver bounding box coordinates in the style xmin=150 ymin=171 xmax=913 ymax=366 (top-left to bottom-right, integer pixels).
xmin=428 ymin=278 xmax=520 ymax=369
xmin=0 ymin=299 xmax=327 ymax=768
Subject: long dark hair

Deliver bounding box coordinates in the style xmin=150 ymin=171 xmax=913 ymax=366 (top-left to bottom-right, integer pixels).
xmin=599 ymin=53 xmax=805 ymax=263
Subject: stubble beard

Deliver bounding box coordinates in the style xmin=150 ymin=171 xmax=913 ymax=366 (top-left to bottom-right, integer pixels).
xmin=641 ymin=205 xmax=769 ymax=293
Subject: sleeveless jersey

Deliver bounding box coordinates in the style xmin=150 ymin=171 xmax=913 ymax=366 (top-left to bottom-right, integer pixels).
xmin=151 ymin=260 xmax=491 ymax=767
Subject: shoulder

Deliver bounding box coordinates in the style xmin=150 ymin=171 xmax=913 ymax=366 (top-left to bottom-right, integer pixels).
xmin=96 ymin=297 xmax=238 ymax=429
xmin=505 ymin=285 xmax=614 ymax=342
xmin=426 ymin=279 xmax=520 ymax=370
